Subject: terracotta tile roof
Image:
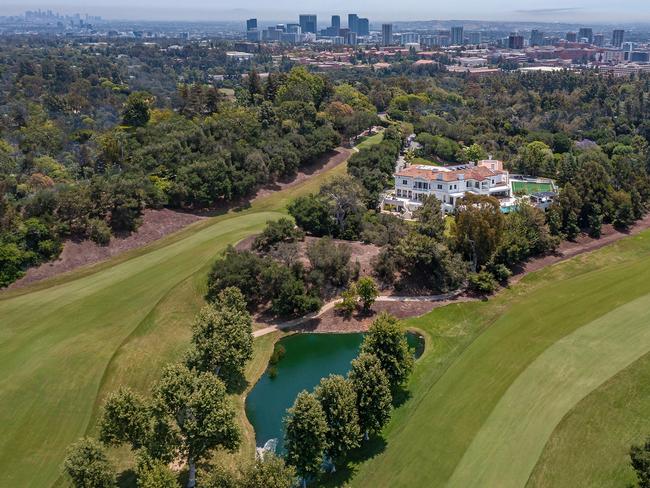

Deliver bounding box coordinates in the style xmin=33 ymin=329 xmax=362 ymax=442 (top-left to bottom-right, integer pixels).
xmin=395 ymin=165 xmax=506 ymax=182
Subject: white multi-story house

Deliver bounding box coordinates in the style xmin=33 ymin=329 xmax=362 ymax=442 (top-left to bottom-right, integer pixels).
xmin=382 ymin=160 xmax=511 ymax=216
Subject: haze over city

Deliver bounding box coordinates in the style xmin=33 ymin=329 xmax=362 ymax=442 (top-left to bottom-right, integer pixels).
xmin=2 ymin=0 xmax=650 ymax=23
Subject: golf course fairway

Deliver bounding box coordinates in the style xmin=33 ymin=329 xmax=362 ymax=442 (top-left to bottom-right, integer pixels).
xmin=0 ymin=159 xmax=347 ymax=487
xmin=345 ymin=231 xmax=650 ymax=488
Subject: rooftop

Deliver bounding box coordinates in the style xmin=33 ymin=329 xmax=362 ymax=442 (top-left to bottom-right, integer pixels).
xmin=396 ymin=164 xmax=506 ymax=182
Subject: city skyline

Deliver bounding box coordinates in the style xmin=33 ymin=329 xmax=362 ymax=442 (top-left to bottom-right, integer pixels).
xmin=3 ymin=1 xmax=650 ymax=23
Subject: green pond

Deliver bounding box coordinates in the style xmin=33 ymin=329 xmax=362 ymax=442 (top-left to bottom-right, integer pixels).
xmin=245 ymin=331 xmax=424 ymax=451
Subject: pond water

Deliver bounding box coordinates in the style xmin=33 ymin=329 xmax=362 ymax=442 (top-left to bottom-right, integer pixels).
xmin=245 ymin=331 xmax=424 ymax=451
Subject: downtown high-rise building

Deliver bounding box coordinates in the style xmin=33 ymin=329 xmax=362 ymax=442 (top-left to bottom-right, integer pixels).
xmin=299 ymin=14 xmax=317 ymax=34
xmin=508 ymin=33 xmax=524 ymax=49
xmin=451 ymin=26 xmax=464 ymax=45
xmin=246 ymin=18 xmax=257 ymax=31
xmin=612 ymin=29 xmax=625 ymax=48
xmin=468 ymin=32 xmax=482 ymax=45
xmin=331 ymin=15 xmax=340 ymax=32
xmin=348 ymin=13 xmax=358 ymax=33
xmin=593 ymin=33 xmax=604 ymax=47
xmin=530 ymin=29 xmax=543 ymax=46
xmin=566 ymin=31 xmax=577 ymax=42
xmin=578 ymin=27 xmax=593 ymax=44
xmin=357 ymin=17 xmax=369 ymax=36
xmin=382 ymin=23 xmax=393 ymax=46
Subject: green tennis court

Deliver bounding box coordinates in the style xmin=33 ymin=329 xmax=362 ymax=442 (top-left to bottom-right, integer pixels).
xmin=512 ymin=180 xmax=554 ymax=194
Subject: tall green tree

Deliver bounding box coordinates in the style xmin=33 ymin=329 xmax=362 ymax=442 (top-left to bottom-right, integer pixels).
xmin=414 ymin=195 xmax=446 ymax=240
xmin=99 ymin=387 xmax=149 ymax=450
xmin=186 ymin=287 xmax=253 ymax=390
xmin=314 ymin=375 xmax=361 ymax=469
xmin=154 ymin=364 xmax=240 ymax=488
xmin=453 ymin=194 xmax=504 ymax=271
xmin=122 ymin=91 xmax=153 ymax=127
xmin=360 ymin=313 xmax=414 ymax=389
xmin=284 ymin=391 xmax=328 ymax=485
xmin=63 ymin=438 xmax=116 ymax=488
xmin=240 ymin=453 xmax=296 ymax=488
xmin=348 ymin=353 xmax=392 ymax=438
xmin=356 ymin=276 xmax=378 ymax=312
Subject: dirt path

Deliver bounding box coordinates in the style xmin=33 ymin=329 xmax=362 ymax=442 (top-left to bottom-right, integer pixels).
xmin=252 ymin=292 xmax=465 ymax=337
xmin=7 ymin=147 xmax=352 ymax=291
xmin=254 ymin=214 xmax=650 ymax=336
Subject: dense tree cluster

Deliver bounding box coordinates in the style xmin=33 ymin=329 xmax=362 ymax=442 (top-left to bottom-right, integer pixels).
xmin=284 ymin=313 xmax=411 ymax=485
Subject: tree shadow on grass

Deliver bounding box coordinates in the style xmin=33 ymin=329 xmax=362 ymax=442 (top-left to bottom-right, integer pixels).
xmin=319 ymin=435 xmax=388 ymax=487
xmin=117 ymin=469 xmax=137 ymax=488
xmin=225 ymin=370 xmax=250 ymax=395
xmin=392 ymin=385 xmax=412 ymax=408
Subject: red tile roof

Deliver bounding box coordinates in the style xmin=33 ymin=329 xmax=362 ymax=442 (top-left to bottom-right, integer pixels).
xmin=396 ymin=165 xmax=505 ymax=182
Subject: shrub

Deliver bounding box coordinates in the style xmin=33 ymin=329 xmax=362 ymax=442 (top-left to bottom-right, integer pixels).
xmin=87 ymin=218 xmax=112 ymax=246
xmin=467 ymin=271 xmax=498 ymax=295
xmin=253 ymin=218 xmax=304 ymax=253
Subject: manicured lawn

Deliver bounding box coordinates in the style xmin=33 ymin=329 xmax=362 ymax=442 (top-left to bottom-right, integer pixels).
xmin=341 ymin=231 xmax=650 ymax=488
xmin=512 ymin=180 xmax=554 ymax=194
xmin=527 ymin=347 xmax=650 ymax=488
xmin=0 ymin=160 xmax=348 ymax=487
xmin=355 ymin=131 xmax=384 ymax=150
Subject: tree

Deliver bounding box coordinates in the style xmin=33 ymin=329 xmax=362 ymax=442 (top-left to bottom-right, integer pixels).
xmin=314 ymin=375 xmax=361 ymax=470
xmin=356 ymin=276 xmax=378 ymax=312
xmin=611 ymin=190 xmax=635 ymax=229
xmin=453 ymin=194 xmax=504 ymax=271
xmin=319 ymin=175 xmax=367 ymax=239
xmin=287 ymin=194 xmax=334 ymax=237
xmin=240 ymin=453 xmax=296 ymax=488
xmin=462 ymin=143 xmax=487 ymax=163
xmin=394 ymin=232 xmax=468 ymax=292
xmin=631 ymin=438 xmax=650 ymax=488
xmin=99 ymin=387 xmax=149 ymax=450
xmin=336 ymin=283 xmax=358 ymax=317
xmin=154 ymin=364 xmax=240 ymax=488
xmin=284 ymin=391 xmax=328 ymax=485
xmin=413 ymin=195 xmax=445 ymax=240
xmin=122 ymin=92 xmax=153 ymax=127
xmin=360 ymin=313 xmax=414 ymax=389
xmin=348 ymin=353 xmax=392 ymax=438
xmin=516 ymin=141 xmax=554 ymax=177
xmin=186 ymin=287 xmax=253 ymax=389
xmin=136 ymin=456 xmax=178 ymax=488
xmin=63 ymin=438 xmax=116 ymax=488
xmin=253 ymin=218 xmax=304 ymax=253
xmin=306 ymin=237 xmax=354 ymax=288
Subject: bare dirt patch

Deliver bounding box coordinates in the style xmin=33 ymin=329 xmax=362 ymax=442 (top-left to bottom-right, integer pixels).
xmin=9 ymin=209 xmax=204 ymax=289
xmin=292 ymin=296 xmax=473 ymax=334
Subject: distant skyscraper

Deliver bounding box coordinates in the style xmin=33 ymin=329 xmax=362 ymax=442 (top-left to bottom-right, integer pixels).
xmin=382 ymin=23 xmax=393 ymax=46
xmin=451 ymin=26 xmax=464 ymax=45
xmin=246 ymin=18 xmax=257 ymax=31
xmin=508 ymin=33 xmax=524 ymax=49
xmin=530 ymin=29 xmax=543 ymax=46
xmin=566 ymin=31 xmax=577 ymax=42
xmin=348 ymin=13 xmax=359 ymax=34
xmin=331 ymin=15 xmax=340 ymax=32
xmin=578 ymin=27 xmax=593 ymax=44
xmin=612 ymin=29 xmax=625 ymax=48
xmin=593 ymin=33 xmax=604 ymax=47
xmin=468 ymin=32 xmax=481 ymax=45
xmin=357 ymin=18 xmax=369 ymax=36
xmin=299 ymin=14 xmax=317 ymax=34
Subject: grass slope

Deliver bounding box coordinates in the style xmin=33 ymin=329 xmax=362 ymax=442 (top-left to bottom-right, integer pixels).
xmin=527 ymin=348 xmax=650 ymax=487
xmin=0 ymin=160 xmax=347 ymax=487
xmin=346 ymin=231 xmax=650 ymax=487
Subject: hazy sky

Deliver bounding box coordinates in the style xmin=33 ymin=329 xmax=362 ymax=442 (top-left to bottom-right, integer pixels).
xmin=3 ymin=0 xmax=650 ymax=23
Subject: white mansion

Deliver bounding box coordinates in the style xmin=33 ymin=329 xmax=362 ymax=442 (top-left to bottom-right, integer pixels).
xmin=381 ymin=159 xmax=512 ymax=217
